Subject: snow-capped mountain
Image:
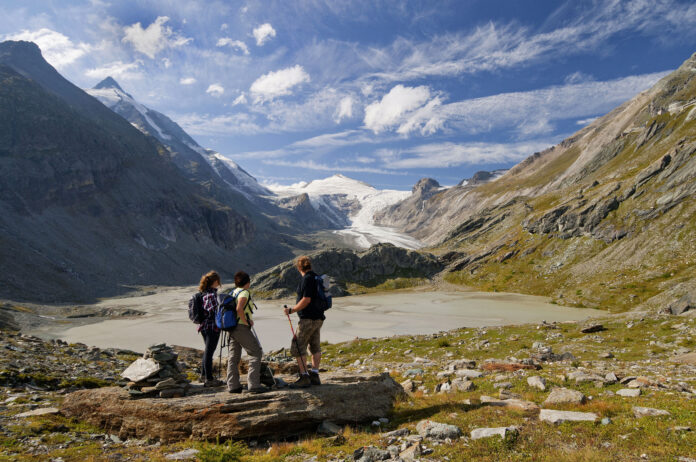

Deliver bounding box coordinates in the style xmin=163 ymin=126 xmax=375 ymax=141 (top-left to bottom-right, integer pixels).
xmin=268 ymin=174 xmax=423 ymax=249
xmin=87 ymin=77 xmax=271 ymax=199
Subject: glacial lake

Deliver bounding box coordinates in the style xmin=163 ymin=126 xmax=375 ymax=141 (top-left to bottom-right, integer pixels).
xmin=28 ymin=288 xmax=602 ymax=353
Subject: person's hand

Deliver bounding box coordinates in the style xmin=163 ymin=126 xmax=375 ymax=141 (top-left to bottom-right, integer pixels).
xmin=283 ymin=306 xmax=291 ymax=316
xmin=249 ymin=319 xmax=254 ymax=327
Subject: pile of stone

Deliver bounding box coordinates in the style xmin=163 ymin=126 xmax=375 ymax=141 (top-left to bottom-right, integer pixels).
xmin=121 ymin=344 xmax=190 ymax=399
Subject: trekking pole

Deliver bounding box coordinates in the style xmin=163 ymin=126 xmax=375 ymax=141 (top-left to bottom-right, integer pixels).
xmin=217 ymin=330 xmax=225 ymax=381
xmin=284 ymin=307 xmax=309 ymax=376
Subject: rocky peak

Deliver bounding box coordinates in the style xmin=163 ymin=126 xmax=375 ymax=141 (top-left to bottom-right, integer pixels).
xmin=0 ymin=40 xmax=42 ymax=62
xmin=412 ymin=178 xmax=441 ymax=197
xmin=94 ymin=76 xmax=125 ymax=92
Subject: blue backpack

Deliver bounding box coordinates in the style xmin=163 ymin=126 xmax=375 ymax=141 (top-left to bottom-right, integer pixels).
xmin=315 ymin=274 xmax=332 ymax=311
xmin=215 ymin=290 xmax=239 ymax=331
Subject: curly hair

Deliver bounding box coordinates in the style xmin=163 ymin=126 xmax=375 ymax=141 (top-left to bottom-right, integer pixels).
xmin=295 ymin=255 xmax=312 ymax=272
xmin=198 ymin=270 xmax=220 ymax=292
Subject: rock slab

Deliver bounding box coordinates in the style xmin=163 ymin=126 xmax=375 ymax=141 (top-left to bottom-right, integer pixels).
xmin=121 ymin=358 xmax=161 ymax=382
xmin=416 ymin=420 xmax=462 ymax=440
xmin=543 ymin=387 xmax=586 ymax=405
xmin=633 ymin=406 xmax=671 ymax=418
xmin=470 ymin=426 xmax=517 ymax=440
xmin=540 ymin=409 xmax=598 ymax=424
xmin=61 ymin=372 xmax=402 ymax=442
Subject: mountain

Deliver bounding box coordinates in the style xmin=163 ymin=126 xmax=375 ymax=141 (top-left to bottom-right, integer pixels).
xmin=0 ymin=41 xmax=294 ymax=303
xmin=380 ymin=52 xmax=696 ymax=312
xmin=87 ymin=77 xmax=271 ymax=199
xmin=268 ymin=174 xmax=422 ymax=249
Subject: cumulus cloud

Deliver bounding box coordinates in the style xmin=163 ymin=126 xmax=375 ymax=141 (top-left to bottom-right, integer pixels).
xmin=179 ymin=77 xmax=196 ymax=85
xmin=334 ymin=96 xmax=354 ymax=123
xmin=253 ymin=23 xmax=276 ymax=46
xmin=206 ymin=83 xmax=225 ymax=97
xmin=232 ymin=92 xmax=247 ymax=105
xmin=216 ymin=37 xmax=250 ymax=55
xmin=122 ymin=16 xmax=192 ymax=59
xmin=250 ymin=65 xmax=310 ymax=102
xmin=3 ymin=28 xmax=91 ymax=69
xmin=363 ymin=85 xmax=440 ymax=134
xmin=85 ymin=60 xmax=142 ymax=80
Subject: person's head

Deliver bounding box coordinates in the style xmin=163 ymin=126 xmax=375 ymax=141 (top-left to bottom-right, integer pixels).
xmin=295 ymin=255 xmax=312 ymax=274
xmin=234 ymin=271 xmax=251 ymax=288
xmin=199 ymin=270 xmax=220 ymax=292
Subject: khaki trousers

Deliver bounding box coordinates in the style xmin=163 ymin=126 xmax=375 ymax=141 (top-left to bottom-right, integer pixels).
xmin=226 ymin=324 xmax=263 ymax=390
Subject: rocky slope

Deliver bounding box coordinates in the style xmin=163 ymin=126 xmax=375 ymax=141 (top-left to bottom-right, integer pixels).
xmin=0 ymin=41 xmax=295 ymax=303
xmin=252 ymin=243 xmax=443 ymax=298
xmin=378 ymin=52 xmax=696 ymax=312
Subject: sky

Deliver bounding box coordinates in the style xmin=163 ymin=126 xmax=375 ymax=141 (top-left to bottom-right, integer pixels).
xmin=2 ymin=0 xmax=696 ymax=189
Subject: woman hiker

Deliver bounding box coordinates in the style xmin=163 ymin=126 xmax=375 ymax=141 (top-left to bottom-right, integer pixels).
xmin=225 ymin=271 xmax=268 ymax=394
xmin=197 ymin=270 xmax=225 ymax=387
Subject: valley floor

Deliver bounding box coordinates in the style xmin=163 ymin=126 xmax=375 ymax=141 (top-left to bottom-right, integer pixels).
xmin=1 ymin=310 xmax=695 ymax=461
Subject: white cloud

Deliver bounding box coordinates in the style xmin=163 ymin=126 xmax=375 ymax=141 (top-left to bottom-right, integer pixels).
xmin=250 ymin=65 xmax=310 ymax=102
xmin=253 ymin=23 xmax=276 ymax=46
xmin=216 ymin=37 xmax=250 ymax=55
xmin=122 ymin=16 xmax=192 ymax=59
xmin=232 ymin=92 xmax=247 ymax=105
xmin=3 ymin=28 xmax=91 ymax=69
xmin=576 ymin=116 xmax=599 ymax=126
xmin=85 ymin=60 xmax=142 ymax=80
xmin=261 ymin=159 xmax=402 ymax=175
xmin=206 ymin=83 xmax=225 ymax=97
xmin=363 ymin=85 xmax=438 ymax=134
xmin=381 ymin=140 xmax=555 ymax=169
xmin=334 ymin=96 xmax=354 ymax=123
xmin=179 ymin=77 xmax=196 ymax=85
xmin=162 ymin=57 xmax=172 ymax=68
xmin=174 ymin=112 xmax=263 ymax=136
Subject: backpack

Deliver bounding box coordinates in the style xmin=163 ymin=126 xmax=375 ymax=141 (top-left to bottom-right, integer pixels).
xmin=315 ymin=274 xmax=332 ymax=311
xmin=215 ymin=290 xmax=239 ymax=332
xmin=188 ymin=292 xmax=205 ymax=324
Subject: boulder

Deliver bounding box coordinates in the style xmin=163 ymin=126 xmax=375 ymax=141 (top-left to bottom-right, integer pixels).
xmin=61 ymin=372 xmax=402 ymax=442
xmin=527 ymin=376 xmax=547 ymax=391
xmin=482 ymin=361 xmax=540 ymax=372
xmin=455 ymin=369 xmax=483 ymax=379
xmin=667 ymin=294 xmax=695 ymax=315
xmin=416 ymin=420 xmax=462 ymax=440
xmin=451 ymin=378 xmax=475 ymax=391
xmin=540 ymin=409 xmax=598 ymax=424
xmin=16 ymin=407 xmax=60 ymax=418
xmin=581 ymin=324 xmax=606 ymax=334
xmin=121 ymin=358 xmax=161 ymax=382
xmin=479 ymin=396 xmax=540 ymax=412
xmin=353 ymin=446 xmax=391 ymax=462
xmin=617 ymin=389 xmax=641 ymax=397
xmin=633 ymin=406 xmax=671 ymax=418
xmin=470 ymin=426 xmax=518 ymax=440
xmin=543 ymin=387 xmax=586 ymax=405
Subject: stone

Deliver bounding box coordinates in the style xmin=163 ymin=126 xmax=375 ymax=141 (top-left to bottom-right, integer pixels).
xmin=617 ymin=389 xmax=641 ymax=397
xmin=673 ymin=352 xmax=696 ymax=366
xmin=451 ymin=378 xmax=475 ymax=392
xmin=568 ymin=371 xmax=606 ymax=383
xmin=404 ymin=368 xmax=424 ymax=377
xmin=399 ymin=442 xmax=422 ymax=461
xmin=121 ymin=358 xmax=161 ymax=382
xmin=415 ymin=420 xmax=462 ymax=440
xmin=400 ymin=379 xmax=416 ymax=394
xmin=581 ymin=324 xmax=606 ymax=334
xmin=455 ymin=369 xmax=483 ymax=379
xmin=627 ymin=377 xmax=652 ymax=389
xmin=482 ymin=362 xmax=540 ymax=372
xmin=353 ymin=446 xmax=391 ymax=462
xmin=479 ymin=396 xmax=540 ymax=412
xmin=16 ymin=407 xmax=60 ymax=418
xmin=448 ymin=359 xmax=476 ymax=370
xmin=154 ymin=378 xmax=179 ymax=390
xmin=494 ymin=381 xmax=512 ymax=390
xmin=605 ymin=372 xmax=619 ymax=384
xmin=633 ymin=406 xmax=671 ymax=418
xmin=382 ymin=428 xmax=409 ymax=438
xmin=165 ymin=449 xmax=200 ymax=460
xmin=540 ymin=409 xmax=598 ymax=424
xmin=527 ymin=376 xmax=547 ymax=391
xmin=543 ymin=387 xmax=586 ymax=405
xmin=437 ymin=382 xmax=452 ymax=393
xmin=600 ymin=352 xmax=614 ymax=359
xmin=61 ymin=372 xmax=402 ymax=442
xmin=471 ymin=427 xmax=518 ymax=440
xmin=499 ymin=390 xmax=522 ymax=400
xmin=667 ymin=294 xmax=695 ymax=315
xmin=601 ymin=417 xmax=612 ymax=425
xmin=159 ymin=388 xmax=185 ymax=399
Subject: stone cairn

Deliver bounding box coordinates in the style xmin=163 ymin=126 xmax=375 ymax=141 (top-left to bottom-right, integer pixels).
xmin=121 ymin=344 xmax=190 ymax=399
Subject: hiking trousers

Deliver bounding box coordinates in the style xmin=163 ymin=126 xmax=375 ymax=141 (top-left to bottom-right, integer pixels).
xmin=200 ymin=328 xmax=220 ymax=381
xmin=226 ymin=324 xmax=263 ymax=390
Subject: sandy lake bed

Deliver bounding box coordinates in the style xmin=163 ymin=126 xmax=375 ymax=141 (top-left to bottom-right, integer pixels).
xmin=27 ymin=287 xmax=603 ymax=353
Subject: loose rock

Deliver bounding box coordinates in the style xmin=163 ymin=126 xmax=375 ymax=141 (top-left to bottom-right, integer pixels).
xmin=543 ymin=387 xmax=586 ymax=405
xmin=527 ymin=376 xmax=547 ymax=391
xmin=540 ymin=409 xmax=598 ymax=424
xmin=633 ymin=406 xmax=671 ymax=418
xmin=470 ymin=426 xmax=518 ymax=440
xmin=416 ymin=420 xmax=462 ymax=440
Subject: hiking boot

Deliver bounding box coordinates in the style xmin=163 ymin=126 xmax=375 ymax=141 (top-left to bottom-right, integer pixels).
xmin=309 ymin=371 xmax=321 ymax=386
xmin=288 ymin=374 xmax=311 ymax=389
xmin=227 ymin=386 xmax=244 ymax=394
xmin=204 ymin=379 xmax=225 ymax=388
xmin=247 ymin=385 xmax=271 ymax=394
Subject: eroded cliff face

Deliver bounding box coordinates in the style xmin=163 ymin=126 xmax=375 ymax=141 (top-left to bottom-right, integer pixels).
xmin=375 ymin=52 xmax=696 ymax=311
xmin=251 ymin=243 xmax=443 ymax=298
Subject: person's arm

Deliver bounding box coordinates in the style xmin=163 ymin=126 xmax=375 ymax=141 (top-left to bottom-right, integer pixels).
xmin=289 ymin=297 xmax=311 ymax=314
xmin=236 ymin=294 xmax=250 ymax=326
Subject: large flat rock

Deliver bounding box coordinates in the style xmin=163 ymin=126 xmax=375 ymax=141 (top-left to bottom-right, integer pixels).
xmin=61 ymin=373 xmax=402 ymax=442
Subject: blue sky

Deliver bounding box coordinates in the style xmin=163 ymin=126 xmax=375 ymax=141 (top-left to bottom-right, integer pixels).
xmin=3 ymin=0 xmax=696 ymax=189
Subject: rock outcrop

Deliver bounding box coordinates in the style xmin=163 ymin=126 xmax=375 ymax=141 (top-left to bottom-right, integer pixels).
xmin=252 ymin=243 xmax=443 ymax=298
xmin=61 ymin=372 xmax=403 ymax=442
xmin=122 ymin=344 xmax=191 ymax=399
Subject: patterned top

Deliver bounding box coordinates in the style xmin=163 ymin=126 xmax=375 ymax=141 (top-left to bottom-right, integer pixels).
xmin=197 ymin=288 xmax=220 ymax=333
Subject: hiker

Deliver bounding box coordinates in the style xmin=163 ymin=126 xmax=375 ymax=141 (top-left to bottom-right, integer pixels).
xmin=197 ymin=270 xmax=224 ymax=387
xmin=283 ymin=255 xmax=325 ymax=388
xmin=225 ymin=271 xmax=268 ymax=394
